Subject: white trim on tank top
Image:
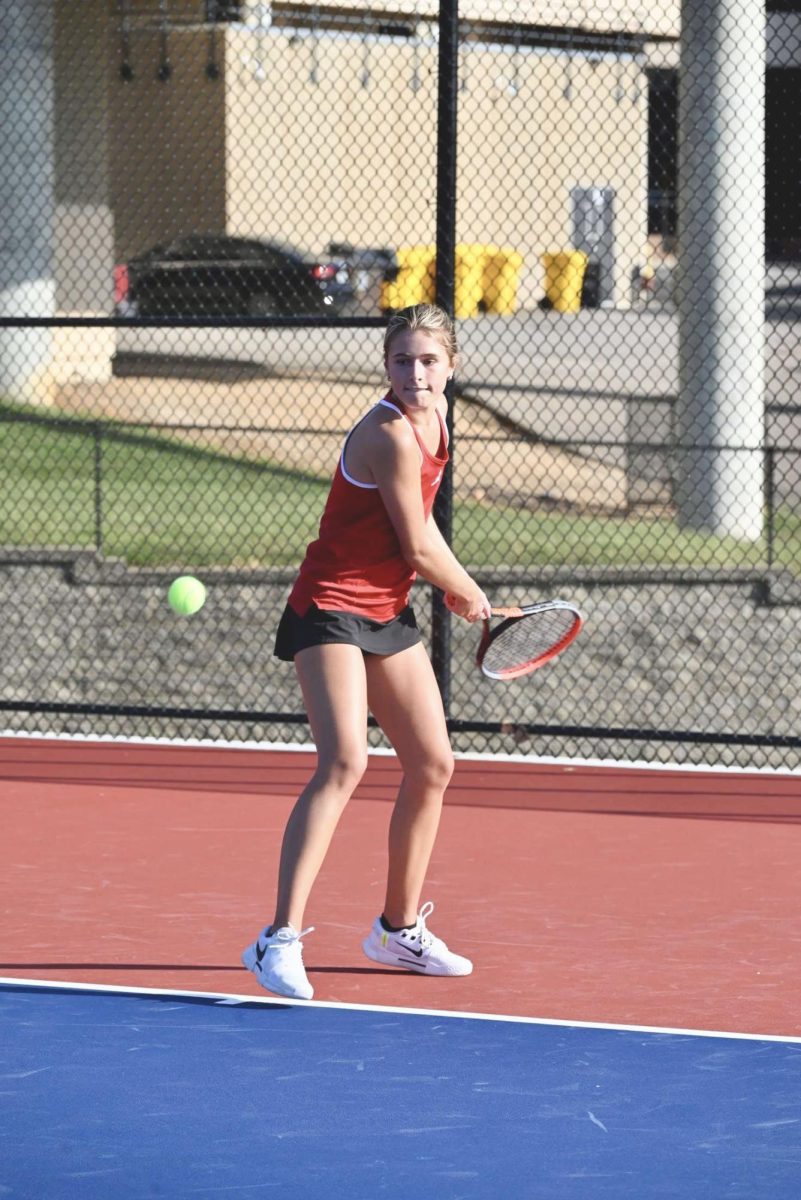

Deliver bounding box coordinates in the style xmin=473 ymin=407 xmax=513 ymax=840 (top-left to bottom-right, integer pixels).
xmin=339 ymin=397 xmax=448 ymax=489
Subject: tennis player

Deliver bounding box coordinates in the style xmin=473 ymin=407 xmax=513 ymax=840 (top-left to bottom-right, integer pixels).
xmin=242 ymin=304 xmax=490 ymax=1000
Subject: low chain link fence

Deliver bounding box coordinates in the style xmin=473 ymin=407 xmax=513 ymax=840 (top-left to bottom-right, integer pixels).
xmin=1 ymin=0 xmax=800 ymax=768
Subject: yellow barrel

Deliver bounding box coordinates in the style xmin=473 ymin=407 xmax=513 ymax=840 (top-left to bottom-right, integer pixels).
xmin=380 ymin=244 xmax=436 ymax=311
xmin=453 ymin=243 xmax=486 ymax=318
xmin=541 ymin=250 xmax=589 ymax=313
xmin=482 ymin=246 xmax=525 ymax=315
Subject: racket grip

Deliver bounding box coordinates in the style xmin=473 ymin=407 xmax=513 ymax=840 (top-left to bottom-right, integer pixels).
xmin=491 ymin=606 xmax=525 ymax=619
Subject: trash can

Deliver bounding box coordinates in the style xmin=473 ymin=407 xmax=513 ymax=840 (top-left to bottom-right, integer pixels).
xmin=454 ymin=243 xmax=486 ymax=318
xmin=482 ymin=246 xmax=524 ymax=315
xmin=541 ymin=250 xmax=589 ymax=313
xmin=329 ymin=243 xmax=399 ymax=315
xmin=580 ymin=258 xmax=601 ymax=309
xmin=380 ymin=244 xmax=436 ymax=311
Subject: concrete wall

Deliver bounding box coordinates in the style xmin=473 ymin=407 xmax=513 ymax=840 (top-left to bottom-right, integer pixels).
xmin=225 ymin=27 xmax=648 ymax=307
xmin=457 ymin=44 xmax=647 ymax=306
xmin=768 ymin=14 xmax=801 ymax=68
xmin=0 ymin=0 xmax=55 ymax=402
xmin=50 ymin=3 xmax=227 ymax=380
xmin=52 ymin=0 xmax=114 ymax=382
xmin=54 ymin=0 xmax=112 ymax=314
xmin=241 ymin=0 xmax=680 ymax=40
xmin=109 ymin=27 xmax=227 ymax=263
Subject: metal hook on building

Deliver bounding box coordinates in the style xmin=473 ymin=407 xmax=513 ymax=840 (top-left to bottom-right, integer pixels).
xmin=206 ymin=29 xmax=220 ymax=79
xmin=510 ymin=25 xmax=522 ymax=99
xmin=309 ymin=6 xmax=320 ymax=85
xmin=411 ymin=18 xmax=422 ymax=93
xmin=249 ymin=1 xmax=270 ymax=82
xmin=563 ymin=31 xmax=574 ymax=102
xmin=157 ymin=0 xmax=172 ymax=82
xmin=614 ymin=35 xmax=626 ymax=104
xmin=361 ymin=11 xmax=372 ymax=89
xmin=632 ymin=40 xmax=646 ymax=105
xmin=118 ymin=0 xmax=134 ymax=81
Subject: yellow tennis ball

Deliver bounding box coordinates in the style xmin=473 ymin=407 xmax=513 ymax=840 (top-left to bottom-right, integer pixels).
xmin=168 ymin=575 xmax=206 ymax=616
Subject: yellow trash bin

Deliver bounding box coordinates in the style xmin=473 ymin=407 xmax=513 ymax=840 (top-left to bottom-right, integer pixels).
xmin=541 ymin=250 xmax=589 ymax=314
xmin=380 ymin=244 xmax=436 ymax=311
xmin=482 ymin=246 xmax=525 ymax=315
xmin=454 ymin=243 xmax=486 ymax=318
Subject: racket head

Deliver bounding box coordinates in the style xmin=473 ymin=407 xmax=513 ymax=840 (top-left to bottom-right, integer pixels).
xmin=477 ymin=600 xmax=583 ymax=681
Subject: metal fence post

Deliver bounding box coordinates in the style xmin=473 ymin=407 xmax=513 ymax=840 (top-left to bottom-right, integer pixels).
xmin=431 ymin=0 xmax=459 ymax=714
xmin=765 ymin=445 xmax=775 ymax=574
xmin=93 ymin=423 xmax=104 ymax=556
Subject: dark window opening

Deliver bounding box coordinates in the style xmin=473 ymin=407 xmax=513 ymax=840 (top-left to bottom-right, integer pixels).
xmin=766 ymin=68 xmax=801 ymax=260
xmin=647 ymin=68 xmax=678 ymax=240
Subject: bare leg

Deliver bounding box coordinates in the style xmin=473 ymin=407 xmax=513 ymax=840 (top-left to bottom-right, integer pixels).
xmin=271 ymin=643 xmax=368 ymax=931
xmin=365 ymin=643 xmax=454 ymax=927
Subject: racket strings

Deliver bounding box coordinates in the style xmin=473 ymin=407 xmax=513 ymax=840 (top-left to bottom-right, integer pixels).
xmin=482 ymin=608 xmax=578 ymax=674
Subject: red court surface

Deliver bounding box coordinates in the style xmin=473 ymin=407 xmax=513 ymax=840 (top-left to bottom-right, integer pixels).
xmin=2 ymin=735 xmax=800 ymax=1037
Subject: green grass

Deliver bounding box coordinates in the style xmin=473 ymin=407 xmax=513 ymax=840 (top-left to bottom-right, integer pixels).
xmin=453 ymin=504 xmax=785 ymax=571
xmin=1 ymin=401 xmax=796 ymax=573
xmin=0 ymin=405 xmax=329 ymax=568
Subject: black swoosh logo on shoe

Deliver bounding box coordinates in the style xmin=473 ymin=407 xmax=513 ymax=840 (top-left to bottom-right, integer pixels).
xmin=254 ymin=941 xmax=268 ymax=965
xmin=398 ymin=954 xmax=427 ymax=969
xmin=398 ymin=945 xmax=424 ymax=958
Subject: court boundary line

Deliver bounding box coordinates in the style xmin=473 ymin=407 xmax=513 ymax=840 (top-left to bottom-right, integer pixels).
xmin=2 ymin=727 xmax=800 ymax=777
xmin=3 ymin=974 xmax=801 ymax=1045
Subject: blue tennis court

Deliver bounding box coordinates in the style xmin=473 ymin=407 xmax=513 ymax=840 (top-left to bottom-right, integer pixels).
xmin=2 ymin=978 xmax=801 ymax=1199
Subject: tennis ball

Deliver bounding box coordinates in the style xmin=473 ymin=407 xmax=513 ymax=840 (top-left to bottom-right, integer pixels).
xmin=168 ymin=575 xmax=207 ymax=616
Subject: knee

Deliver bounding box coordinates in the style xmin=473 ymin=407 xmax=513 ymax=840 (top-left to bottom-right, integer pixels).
xmin=315 ymin=749 xmax=368 ymax=797
xmin=434 ymin=749 xmax=456 ymax=791
xmin=407 ymin=747 xmax=455 ymax=795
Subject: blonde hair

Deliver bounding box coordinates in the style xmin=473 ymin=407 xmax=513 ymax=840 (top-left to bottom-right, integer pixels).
xmin=383 ymin=304 xmax=458 ymax=364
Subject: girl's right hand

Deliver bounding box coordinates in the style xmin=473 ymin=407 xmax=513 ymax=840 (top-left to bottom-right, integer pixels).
xmin=444 ymin=587 xmax=492 ymax=623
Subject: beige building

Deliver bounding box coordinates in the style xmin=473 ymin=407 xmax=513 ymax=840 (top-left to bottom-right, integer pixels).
xmin=51 ymin=0 xmax=680 ymax=335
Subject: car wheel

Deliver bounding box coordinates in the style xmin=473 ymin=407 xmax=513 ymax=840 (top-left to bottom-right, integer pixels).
xmin=247 ymin=292 xmax=279 ymax=317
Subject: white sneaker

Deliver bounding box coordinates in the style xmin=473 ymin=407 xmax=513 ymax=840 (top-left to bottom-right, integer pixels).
xmin=241 ymin=924 xmax=315 ymax=1000
xmin=362 ymin=902 xmax=473 ymax=977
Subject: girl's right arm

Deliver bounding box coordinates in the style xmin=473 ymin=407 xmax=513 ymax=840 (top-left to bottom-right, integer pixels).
xmin=424 ymin=510 xmax=490 ymax=621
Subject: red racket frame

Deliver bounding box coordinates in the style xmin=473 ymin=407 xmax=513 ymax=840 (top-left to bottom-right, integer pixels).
xmin=476 ymin=602 xmax=584 ymax=681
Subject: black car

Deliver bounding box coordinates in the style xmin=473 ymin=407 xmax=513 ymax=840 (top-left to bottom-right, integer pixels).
xmin=114 ymin=234 xmax=356 ymax=318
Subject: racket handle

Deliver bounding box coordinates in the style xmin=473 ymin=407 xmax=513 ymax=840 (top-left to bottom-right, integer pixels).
xmin=491 ymin=606 xmax=525 ymax=619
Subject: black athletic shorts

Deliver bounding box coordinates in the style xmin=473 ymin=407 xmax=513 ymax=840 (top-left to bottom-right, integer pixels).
xmin=273 ymin=601 xmax=421 ymax=662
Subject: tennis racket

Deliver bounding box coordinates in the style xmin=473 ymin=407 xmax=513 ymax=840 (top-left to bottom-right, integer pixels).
xmin=477 ymin=600 xmax=583 ymax=680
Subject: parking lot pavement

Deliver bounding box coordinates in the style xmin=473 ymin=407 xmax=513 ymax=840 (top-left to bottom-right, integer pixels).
xmin=115 ymin=306 xmax=801 ymax=446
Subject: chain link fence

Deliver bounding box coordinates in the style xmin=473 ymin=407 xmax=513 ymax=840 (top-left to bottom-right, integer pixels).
xmin=1 ymin=0 xmax=801 ymax=768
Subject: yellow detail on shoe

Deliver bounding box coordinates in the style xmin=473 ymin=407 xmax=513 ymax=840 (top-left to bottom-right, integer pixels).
xmin=381 ymin=932 xmax=389 ymax=947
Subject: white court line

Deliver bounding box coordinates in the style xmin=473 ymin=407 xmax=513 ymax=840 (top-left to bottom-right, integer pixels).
xmin=2 ymin=974 xmax=801 ymax=1046
xmin=2 ymin=727 xmax=800 ymax=778
xmin=5 ymin=739 xmax=797 ymax=1045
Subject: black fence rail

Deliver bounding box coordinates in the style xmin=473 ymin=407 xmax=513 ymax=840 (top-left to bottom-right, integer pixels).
xmin=1 ymin=1 xmax=800 ymax=768
xmin=3 ymin=388 xmax=801 ymax=593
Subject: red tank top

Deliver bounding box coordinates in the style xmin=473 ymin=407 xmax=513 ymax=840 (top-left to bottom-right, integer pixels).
xmin=288 ymin=395 xmax=449 ymax=621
